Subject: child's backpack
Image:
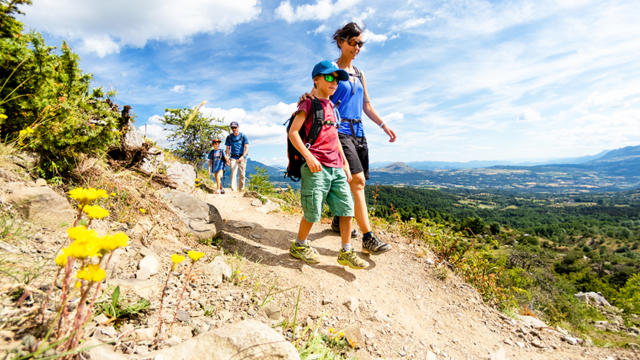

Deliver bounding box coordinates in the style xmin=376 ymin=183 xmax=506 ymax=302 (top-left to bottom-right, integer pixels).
xmin=284 ymin=98 xmax=325 ymax=182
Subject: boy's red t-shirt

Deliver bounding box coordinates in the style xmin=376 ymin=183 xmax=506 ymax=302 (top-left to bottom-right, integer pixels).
xmin=297 ymin=98 xmax=344 ymax=169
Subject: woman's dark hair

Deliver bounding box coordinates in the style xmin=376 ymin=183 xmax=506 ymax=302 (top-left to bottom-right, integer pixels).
xmin=332 ymin=22 xmax=363 ymax=49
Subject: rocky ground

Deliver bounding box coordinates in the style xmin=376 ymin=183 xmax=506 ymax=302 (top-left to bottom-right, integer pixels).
xmin=0 ymin=153 xmax=638 ymax=360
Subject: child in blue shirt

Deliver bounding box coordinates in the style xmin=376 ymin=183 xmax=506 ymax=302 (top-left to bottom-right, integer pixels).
xmin=207 ymin=138 xmax=229 ymax=194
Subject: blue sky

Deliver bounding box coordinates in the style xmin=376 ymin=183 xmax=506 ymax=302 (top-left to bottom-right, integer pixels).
xmin=19 ymin=0 xmax=640 ymax=166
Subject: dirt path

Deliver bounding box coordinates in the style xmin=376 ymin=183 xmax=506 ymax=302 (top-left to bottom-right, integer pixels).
xmin=205 ymin=191 xmax=635 ymax=360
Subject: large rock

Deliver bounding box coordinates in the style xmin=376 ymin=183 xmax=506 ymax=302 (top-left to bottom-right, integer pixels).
xmin=5 ymin=183 xmax=75 ymax=228
xmin=166 ymin=161 xmax=196 ymax=189
xmin=143 ymin=320 xmax=299 ymax=360
xmin=575 ymin=292 xmax=611 ymax=307
xmin=139 ymin=147 xmax=165 ymax=174
xmin=160 ymin=190 xmax=223 ymax=240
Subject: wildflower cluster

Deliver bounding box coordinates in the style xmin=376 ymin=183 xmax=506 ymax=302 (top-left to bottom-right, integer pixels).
xmin=68 ymin=187 xmax=110 ymax=225
xmin=325 ymin=328 xmax=356 ymax=349
xmin=43 ymin=187 xmax=128 ymax=353
xmin=158 ymin=250 xmax=205 ymax=336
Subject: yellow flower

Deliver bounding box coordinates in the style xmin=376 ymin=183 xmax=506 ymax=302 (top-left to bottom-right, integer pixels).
xmin=110 ymin=192 xmax=116 ymax=197
xmin=74 ymin=281 xmax=82 ymax=289
xmin=68 ymin=188 xmax=108 ymax=205
xmin=328 ymin=328 xmax=335 ymax=333
xmin=139 ymin=208 xmax=146 ymax=214
xmin=76 ymin=264 xmax=106 ymax=282
xmin=64 ymin=227 xmax=102 ymax=259
xmin=18 ymin=127 xmax=34 ymax=138
xmin=188 ymin=250 xmax=204 ymax=262
xmin=338 ymin=331 xmax=345 ymax=338
xmin=55 ymin=253 xmax=68 ymax=267
xmin=82 ymin=205 xmax=110 ymax=219
xmin=67 ymin=226 xmax=99 ymax=242
xmin=99 ymin=232 xmax=129 ymax=252
xmin=171 ymin=254 xmax=186 ymax=270
xmin=0 ymin=114 xmax=7 ymax=120
xmin=348 ymin=338 xmax=355 ymax=348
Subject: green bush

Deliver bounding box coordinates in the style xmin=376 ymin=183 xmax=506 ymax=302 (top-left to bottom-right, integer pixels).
xmin=1 ymin=1 xmax=122 ymax=178
xmin=248 ymin=166 xmax=275 ymax=195
xmin=160 ymin=107 xmax=227 ymax=165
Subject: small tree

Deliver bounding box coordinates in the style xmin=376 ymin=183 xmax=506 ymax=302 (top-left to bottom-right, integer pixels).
xmin=160 ymin=107 xmax=227 ymax=165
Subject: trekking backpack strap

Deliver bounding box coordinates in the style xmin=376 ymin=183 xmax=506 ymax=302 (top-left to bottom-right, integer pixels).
xmin=304 ymin=98 xmax=324 ymax=148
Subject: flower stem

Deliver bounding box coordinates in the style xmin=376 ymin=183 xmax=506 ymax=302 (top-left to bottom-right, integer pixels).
xmin=171 ymin=262 xmax=194 ymax=327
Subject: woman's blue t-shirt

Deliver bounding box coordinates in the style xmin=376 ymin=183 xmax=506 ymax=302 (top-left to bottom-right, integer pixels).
xmin=331 ymin=72 xmax=365 ymax=137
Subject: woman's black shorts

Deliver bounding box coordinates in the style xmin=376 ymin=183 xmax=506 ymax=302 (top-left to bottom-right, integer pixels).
xmin=338 ymin=133 xmax=369 ymax=180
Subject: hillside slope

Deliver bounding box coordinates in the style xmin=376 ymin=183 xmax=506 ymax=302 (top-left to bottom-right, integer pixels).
xmin=206 ymin=192 xmax=635 ymax=359
xmin=0 ymin=157 xmax=635 ymax=359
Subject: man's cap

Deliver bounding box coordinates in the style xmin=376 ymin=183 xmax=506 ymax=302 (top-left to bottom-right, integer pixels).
xmin=230 ymin=121 xmax=239 ymax=127
xmin=311 ymin=60 xmax=349 ymax=81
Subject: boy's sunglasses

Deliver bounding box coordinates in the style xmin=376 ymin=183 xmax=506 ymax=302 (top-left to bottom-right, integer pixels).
xmin=323 ymin=74 xmax=338 ymax=82
xmin=343 ymin=38 xmax=365 ymax=48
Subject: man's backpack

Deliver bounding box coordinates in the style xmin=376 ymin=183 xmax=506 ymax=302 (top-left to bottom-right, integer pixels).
xmin=284 ymin=98 xmax=324 ymax=182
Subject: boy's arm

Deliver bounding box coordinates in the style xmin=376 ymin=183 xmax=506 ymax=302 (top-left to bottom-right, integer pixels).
xmin=208 ymin=158 xmax=212 ymax=174
xmin=288 ymin=111 xmax=322 ymax=173
xmin=337 ymin=140 xmax=352 ymax=182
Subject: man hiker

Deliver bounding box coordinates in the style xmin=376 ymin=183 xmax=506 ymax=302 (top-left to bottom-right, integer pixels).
xmin=225 ymin=121 xmax=249 ymax=192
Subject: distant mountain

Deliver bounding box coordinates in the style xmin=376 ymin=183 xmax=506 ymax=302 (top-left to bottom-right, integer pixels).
xmin=375 ymin=162 xmax=418 ymax=173
xmin=369 ymin=145 xmax=640 ymax=193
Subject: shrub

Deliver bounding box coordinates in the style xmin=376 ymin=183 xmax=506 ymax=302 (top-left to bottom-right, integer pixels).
xmin=1 ymin=3 xmax=122 ymax=178
xmin=160 ymin=107 xmax=227 ymax=165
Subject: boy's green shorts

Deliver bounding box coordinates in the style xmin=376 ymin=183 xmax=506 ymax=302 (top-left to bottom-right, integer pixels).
xmin=300 ymin=164 xmax=354 ymax=223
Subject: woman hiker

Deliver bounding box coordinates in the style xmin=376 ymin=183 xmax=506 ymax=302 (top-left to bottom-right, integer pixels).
xmin=301 ymin=22 xmax=397 ymax=255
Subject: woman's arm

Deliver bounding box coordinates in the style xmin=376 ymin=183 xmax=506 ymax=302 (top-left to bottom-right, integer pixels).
xmin=360 ymin=72 xmax=397 ymax=143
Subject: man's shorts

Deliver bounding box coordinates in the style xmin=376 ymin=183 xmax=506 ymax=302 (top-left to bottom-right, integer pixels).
xmin=338 ymin=133 xmax=370 ymax=180
xmin=300 ymin=164 xmax=354 ymax=223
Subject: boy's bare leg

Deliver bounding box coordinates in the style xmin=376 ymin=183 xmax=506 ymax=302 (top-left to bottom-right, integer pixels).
xmin=297 ymin=218 xmax=314 ymax=241
xmin=339 ymin=216 xmax=352 ymax=247
xmin=215 ymin=171 xmax=223 ymax=191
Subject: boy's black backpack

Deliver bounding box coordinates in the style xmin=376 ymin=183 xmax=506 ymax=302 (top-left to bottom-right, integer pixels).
xmin=284 ymin=98 xmax=325 ymax=182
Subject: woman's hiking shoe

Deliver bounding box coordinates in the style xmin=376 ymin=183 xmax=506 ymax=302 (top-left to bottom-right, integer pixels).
xmin=362 ymin=233 xmax=392 ymax=255
xmin=337 ymin=249 xmax=369 ymax=269
xmin=289 ymin=241 xmax=320 ymax=264
xmin=331 ymin=216 xmax=357 ymax=238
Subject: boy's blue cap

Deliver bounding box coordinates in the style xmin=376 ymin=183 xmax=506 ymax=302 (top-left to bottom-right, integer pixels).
xmin=312 ymin=61 xmax=349 ymax=81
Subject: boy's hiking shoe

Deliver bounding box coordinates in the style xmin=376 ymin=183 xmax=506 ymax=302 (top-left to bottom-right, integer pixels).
xmin=338 ymin=249 xmax=369 ymax=269
xmin=331 ymin=216 xmax=357 ymax=238
xmin=362 ymin=234 xmax=392 ymax=255
xmin=289 ymin=241 xmax=320 ymax=264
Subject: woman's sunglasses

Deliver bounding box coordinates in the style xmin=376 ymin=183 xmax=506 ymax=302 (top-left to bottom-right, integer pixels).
xmin=323 ymin=74 xmax=338 ymax=82
xmin=343 ymin=38 xmax=365 ymax=48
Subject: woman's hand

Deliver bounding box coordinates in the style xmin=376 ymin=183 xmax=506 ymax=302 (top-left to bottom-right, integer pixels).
xmin=382 ymin=124 xmax=397 ymax=143
xmin=298 ymin=92 xmax=314 ymax=105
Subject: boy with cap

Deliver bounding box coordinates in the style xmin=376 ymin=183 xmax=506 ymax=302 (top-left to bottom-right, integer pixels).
xmin=288 ymin=60 xmax=369 ymax=269
xmin=225 ymin=121 xmax=249 ymax=191
xmin=208 ymin=138 xmax=229 ymax=194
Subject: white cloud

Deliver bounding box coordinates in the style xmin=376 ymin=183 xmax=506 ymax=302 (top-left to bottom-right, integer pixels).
xmin=171 ymin=85 xmax=186 ymax=93
xmin=275 ymin=0 xmax=361 ymax=23
xmin=363 ymin=29 xmax=387 ymax=43
xmin=20 ymin=0 xmax=261 ymax=56
xmin=199 ymin=102 xmax=297 ymax=146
